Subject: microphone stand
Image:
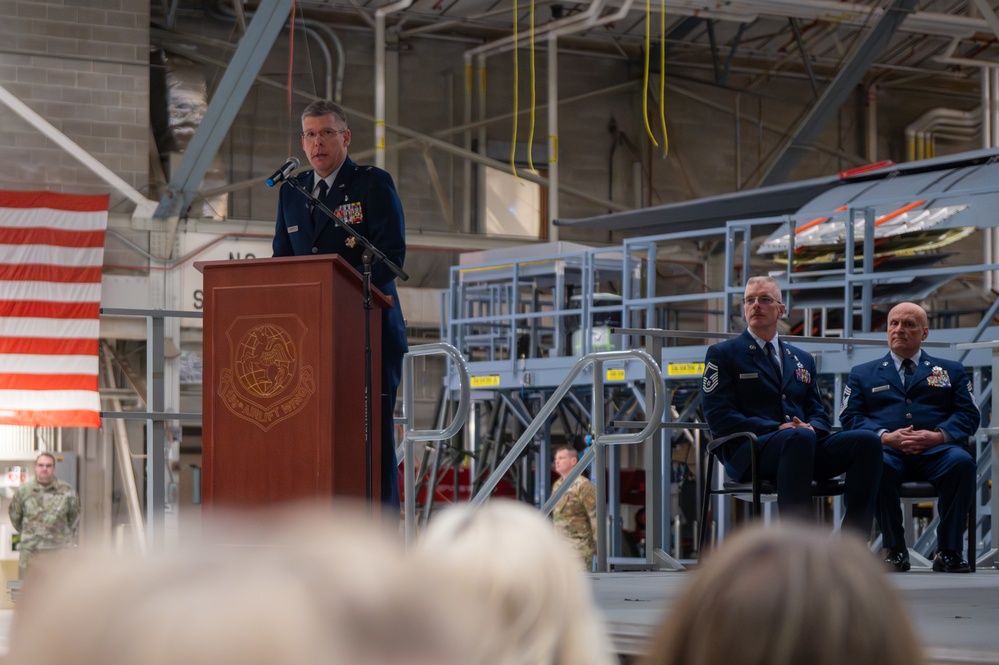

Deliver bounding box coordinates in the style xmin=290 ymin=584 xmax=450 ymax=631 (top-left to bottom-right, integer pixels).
xmin=286 ymin=177 xmax=408 ymax=507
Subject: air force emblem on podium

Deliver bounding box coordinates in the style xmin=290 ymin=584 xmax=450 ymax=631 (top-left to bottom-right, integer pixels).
xmin=219 ymin=315 xmax=316 ymax=431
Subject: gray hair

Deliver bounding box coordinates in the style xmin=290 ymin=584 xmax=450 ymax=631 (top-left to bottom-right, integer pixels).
xmin=745 ymin=275 xmax=784 ymax=304
xmin=301 ymin=100 xmax=348 ymax=129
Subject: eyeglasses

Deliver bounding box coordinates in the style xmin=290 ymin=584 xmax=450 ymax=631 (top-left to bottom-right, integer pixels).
xmin=300 ymin=129 xmax=346 ymax=142
xmin=743 ymin=296 xmax=781 ymax=306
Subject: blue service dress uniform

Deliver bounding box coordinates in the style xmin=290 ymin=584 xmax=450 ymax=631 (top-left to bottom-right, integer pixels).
xmin=701 ymin=330 xmax=882 ymax=534
xmin=840 ymin=352 xmax=979 ymax=552
xmin=273 ymin=157 xmax=407 ymax=509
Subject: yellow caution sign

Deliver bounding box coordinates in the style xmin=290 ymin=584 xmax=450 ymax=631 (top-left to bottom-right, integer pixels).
xmin=667 ymin=362 xmax=706 ymax=377
xmin=606 ymin=368 xmax=626 ymax=381
xmin=470 ymin=375 xmax=501 ymax=387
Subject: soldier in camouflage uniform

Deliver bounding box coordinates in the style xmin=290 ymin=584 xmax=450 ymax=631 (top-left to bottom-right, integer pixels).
xmin=551 ymin=445 xmax=598 ymax=570
xmin=9 ymin=452 xmax=80 ymax=578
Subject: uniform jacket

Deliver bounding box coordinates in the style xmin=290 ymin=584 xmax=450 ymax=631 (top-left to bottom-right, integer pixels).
xmin=552 ymin=475 xmax=598 ymax=567
xmin=840 ymin=351 xmax=980 ymax=444
xmin=272 ymin=157 xmax=408 ymax=381
xmin=702 ymin=330 xmax=829 ymax=478
xmin=9 ymin=478 xmax=80 ymax=553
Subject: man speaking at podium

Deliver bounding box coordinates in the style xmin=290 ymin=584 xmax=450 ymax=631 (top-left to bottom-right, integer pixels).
xmin=272 ymin=99 xmax=407 ymax=510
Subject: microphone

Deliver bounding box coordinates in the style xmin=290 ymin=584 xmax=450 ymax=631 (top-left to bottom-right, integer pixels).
xmin=265 ymin=157 xmax=300 ymax=187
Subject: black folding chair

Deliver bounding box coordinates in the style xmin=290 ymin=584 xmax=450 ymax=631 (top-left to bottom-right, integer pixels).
xmin=698 ymin=431 xmax=845 ymax=556
xmin=896 ymin=439 xmax=977 ymax=571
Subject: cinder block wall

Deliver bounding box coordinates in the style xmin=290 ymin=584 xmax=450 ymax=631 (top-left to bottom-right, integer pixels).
xmin=0 ymin=0 xmax=150 ymax=204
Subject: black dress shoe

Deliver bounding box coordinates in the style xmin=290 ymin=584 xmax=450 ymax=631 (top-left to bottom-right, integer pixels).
xmin=932 ymin=550 xmax=971 ymax=573
xmin=884 ymin=548 xmax=911 ymax=572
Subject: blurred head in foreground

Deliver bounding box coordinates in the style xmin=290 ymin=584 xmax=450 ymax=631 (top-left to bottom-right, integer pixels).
xmin=6 ymin=502 xmax=461 ymax=665
xmin=412 ymin=499 xmax=618 ymax=665
xmin=640 ymin=522 xmax=926 ymax=665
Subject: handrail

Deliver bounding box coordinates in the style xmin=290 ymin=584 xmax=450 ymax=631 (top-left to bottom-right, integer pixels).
xmin=398 ymin=342 xmax=471 ymax=544
xmin=539 ymin=444 xmax=596 ymax=516
xmin=470 ymin=349 xmax=667 ymax=570
xmin=98 ymin=307 xmax=198 ymax=550
xmin=471 ymin=349 xmax=664 ymax=506
xmin=99 ymin=343 xmax=147 ymax=553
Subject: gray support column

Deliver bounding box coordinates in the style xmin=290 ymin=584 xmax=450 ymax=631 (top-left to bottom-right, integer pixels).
xmin=861 ymin=207 xmax=876 ymax=332
xmin=593 ymin=361 xmax=608 ymax=571
xmin=462 ymin=55 xmax=474 ymax=233
xmin=476 ymin=55 xmax=488 ymax=232
xmin=146 ymin=316 xmax=166 ymax=548
xmin=844 ymin=210 xmax=857 ymax=339
xmin=547 ymin=34 xmax=559 ymax=240
xmin=384 ymin=31 xmax=401 ymax=177
xmin=646 ymin=333 xmax=668 ymax=560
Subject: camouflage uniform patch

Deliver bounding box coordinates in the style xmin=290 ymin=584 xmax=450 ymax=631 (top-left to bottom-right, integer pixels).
xmin=9 ymin=479 xmax=80 ymax=577
xmin=552 ymin=475 xmax=597 ymax=570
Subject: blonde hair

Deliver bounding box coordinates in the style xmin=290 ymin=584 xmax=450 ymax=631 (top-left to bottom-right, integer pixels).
xmin=641 ymin=523 xmax=926 ymax=665
xmin=413 ymin=500 xmax=617 ymax=665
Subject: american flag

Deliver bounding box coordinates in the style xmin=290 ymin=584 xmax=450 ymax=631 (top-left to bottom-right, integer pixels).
xmin=0 ymin=191 xmax=108 ymax=428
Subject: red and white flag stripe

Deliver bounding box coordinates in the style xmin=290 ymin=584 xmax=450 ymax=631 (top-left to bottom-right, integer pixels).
xmin=0 ymin=191 xmax=108 ymax=428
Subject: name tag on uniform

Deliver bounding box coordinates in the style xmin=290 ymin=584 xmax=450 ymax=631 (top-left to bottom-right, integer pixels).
xmin=872 ymin=385 xmax=890 ymax=393
xmin=288 ymin=225 xmax=299 ymax=233
xmin=739 ymin=373 xmax=759 ymax=379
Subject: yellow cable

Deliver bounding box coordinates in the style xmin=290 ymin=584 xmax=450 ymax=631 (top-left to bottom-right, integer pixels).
xmin=511 ymin=0 xmax=520 ymax=177
xmin=642 ymin=0 xmax=658 ymax=147
xmin=527 ymin=0 xmax=537 ymax=173
xmin=659 ymin=0 xmax=669 ymax=156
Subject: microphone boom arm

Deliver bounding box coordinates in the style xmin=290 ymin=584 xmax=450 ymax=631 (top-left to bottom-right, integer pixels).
xmin=285 ymin=177 xmax=409 ymax=282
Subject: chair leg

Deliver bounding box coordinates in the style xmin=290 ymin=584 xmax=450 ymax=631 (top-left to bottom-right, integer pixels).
xmin=698 ymin=459 xmax=715 ymax=557
xmin=968 ymin=495 xmax=976 ymax=573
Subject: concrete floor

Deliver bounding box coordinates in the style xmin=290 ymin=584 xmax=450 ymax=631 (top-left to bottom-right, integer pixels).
xmin=591 ymin=568 xmax=999 ymax=663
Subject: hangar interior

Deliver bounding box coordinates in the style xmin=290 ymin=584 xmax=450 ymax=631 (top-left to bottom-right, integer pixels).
xmin=2 ymin=0 xmax=999 ymax=654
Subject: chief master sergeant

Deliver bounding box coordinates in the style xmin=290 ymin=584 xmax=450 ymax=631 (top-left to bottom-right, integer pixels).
xmin=9 ymin=452 xmax=80 ymax=578
xmin=840 ymin=302 xmax=979 ymax=573
xmin=700 ymin=276 xmax=882 ymax=536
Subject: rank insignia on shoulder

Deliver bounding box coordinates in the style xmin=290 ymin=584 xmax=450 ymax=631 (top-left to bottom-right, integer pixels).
xmin=702 ymin=362 xmax=719 ymax=393
xmin=840 ymin=386 xmax=851 ymax=412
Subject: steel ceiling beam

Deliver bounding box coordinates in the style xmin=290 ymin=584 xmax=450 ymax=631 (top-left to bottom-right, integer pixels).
xmin=153 ymin=0 xmax=293 ymax=219
xmin=758 ymin=0 xmax=920 ymax=187
xmin=788 ymin=17 xmax=820 ymax=98
xmin=719 ymin=22 xmax=748 ymax=86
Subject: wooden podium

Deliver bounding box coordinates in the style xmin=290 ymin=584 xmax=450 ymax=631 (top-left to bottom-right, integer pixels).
xmin=197 ymin=255 xmax=389 ymax=516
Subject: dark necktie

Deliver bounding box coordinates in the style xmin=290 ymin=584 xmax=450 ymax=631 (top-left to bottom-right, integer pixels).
xmin=313 ymin=180 xmax=329 ymax=219
xmin=902 ymin=358 xmax=916 ymax=389
xmin=765 ymin=341 xmax=780 ymax=376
